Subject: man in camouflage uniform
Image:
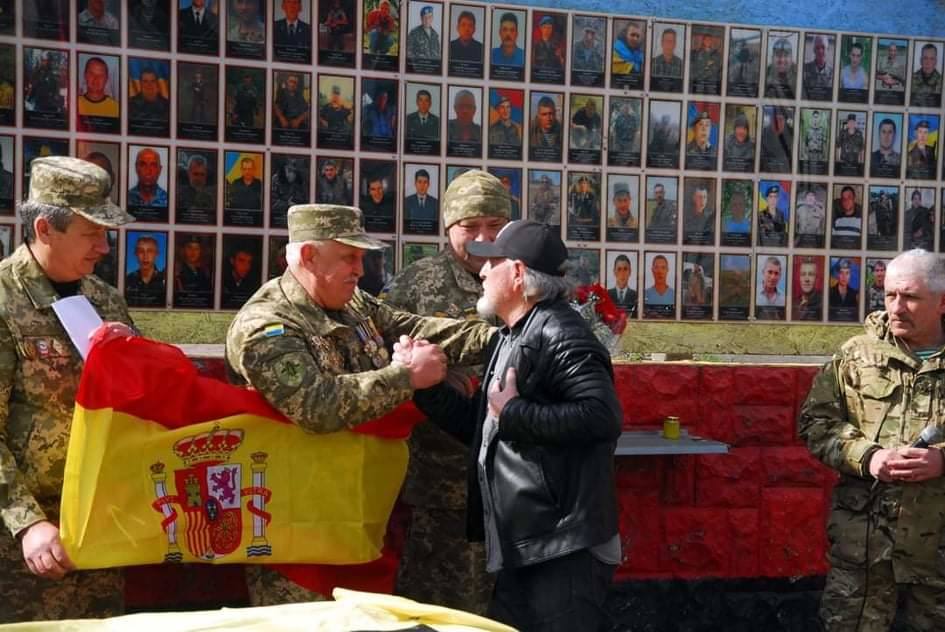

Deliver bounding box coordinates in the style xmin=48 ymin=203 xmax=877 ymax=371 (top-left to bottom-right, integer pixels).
xmin=226 ymin=203 xmax=495 ymax=607
xmin=799 ymin=248 xmax=945 ymax=631
xmin=383 ymin=171 xmax=510 ymax=615
xmin=836 ymin=113 xmax=865 ymax=168
xmin=0 ymin=156 xmax=136 ymax=622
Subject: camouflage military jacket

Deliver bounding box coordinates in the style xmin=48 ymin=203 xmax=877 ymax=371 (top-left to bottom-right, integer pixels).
xmin=0 ymin=245 xmax=133 ymax=536
xmin=383 ymin=248 xmax=491 ymax=509
xmin=226 ymin=269 xmax=493 ymax=434
xmin=800 ymin=311 xmax=945 ymax=583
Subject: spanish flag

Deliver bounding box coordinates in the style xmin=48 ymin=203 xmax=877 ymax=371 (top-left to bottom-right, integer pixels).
xmin=60 ymin=336 xmax=421 ymax=595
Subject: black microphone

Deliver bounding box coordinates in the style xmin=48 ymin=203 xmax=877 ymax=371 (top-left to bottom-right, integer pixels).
xmin=911 ymin=425 xmax=945 ymax=449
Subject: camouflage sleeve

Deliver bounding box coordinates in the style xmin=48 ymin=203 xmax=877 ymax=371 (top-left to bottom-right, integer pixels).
xmin=798 ymin=357 xmax=879 ymax=478
xmin=233 ymin=325 xmax=415 ymax=433
xmin=0 ymin=319 xmax=47 ymax=536
xmin=379 ymin=268 xmax=417 ymax=312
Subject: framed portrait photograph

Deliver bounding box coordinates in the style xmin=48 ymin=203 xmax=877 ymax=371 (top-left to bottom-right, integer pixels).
xmin=178 ymin=0 xmax=220 ymax=56
xmin=129 ymin=0 xmax=172 ymax=51
xmin=682 ymin=176 xmax=716 ymax=246
xmin=0 ymin=135 xmax=13 ymax=215
xmin=904 ymin=187 xmax=935 ymax=251
xmin=268 ymin=235 xmax=289 ymax=280
xmin=905 ymin=114 xmax=939 ymax=180
xmin=220 ymin=234 xmax=263 ymax=309
xmin=76 ymin=53 xmax=121 ymax=135
xmin=223 ymin=150 xmax=264 ymax=227
xmin=0 ymin=1 xmax=13 ymax=35
xmin=566 ymin=172 xmax=601 ymax=241
xmin=176 ymin=62 xmax=219 ymax=141
xmin=527 ymin=91 xmax=563 ymax=163
xmin=272 ymin=70 xmax=311 ymax=147
xmin=445 ymin=164 xmax=478 ymax=186
xmin=23 ymin=48 xmax=69 ymax=131
xmin=727 ymin=28 xmax=761 ymax=97
xmin=487 ymin=88 xmax=524 ymax=161
xmin=269 ymin=153 xmax=310 ymax=229
xmin=642 ymin=251 xmax=676 ymax=320
xmin=447 ymin=4 xmax=484 ymax=79
xmin=361 ymin=77 xmax=398 ymax=153
xmin=793 ymin=182 xmax=827 ymax=248
xmin=403 ymin=162 xmax=439 ymax=235
xmin=359 ymin=159 xmax=397 ymax=233
xmin=571 ymin=14 xmax=606 ymax=88
xmin=910 ymin=40 xmax=944 ymax=108
xmin=445 ymin=85 xmax=482 ymax=158
xmin=607 ymin=96 xmax=642 ymax=168
xmin=837 ymin=35 xmax=871 ymax=103
xmin=759 ymin=105 xmax=795 ymax=174
xmin=830 ymin=183 xmax=864 ymax=250
xmin=226 ymin=0 xmax=267 ymax=60
xmin=646 ymin=99 xmax=681 ymax=169
xmin=527 ymin=169 xmax=561 ymax=226
xmin=869 ymin=112 xmax=903 ymax=179
xmin=403 ymin=242 xmax=438 ymax=267
xmin=801 ymin=32 xmax=836 ymax=101
xmin=530 ymin=11 xmax=567 ymax=85
xmin=644 ymin=176 xmax=678 ymax=245
xmin=834 ymin=110 xmax=866 ymax=177
xmin=75 ymin=140 xmax=120 ymax=206
xmin=791 ymin=255 xmax=824 ymax=322
xmin=754 ymin=254 xmax=786 ymax=321
xmin=764 ymin=31 xmax=799 ymax=99
xmin=566 ymin=248 xmax=600 ymax=287
xmin=125 ymin=230 xmax=169 ymax=308
xmin=174 ymin=147 xmax=218 ymax=225
xmin=866 ymin=185 xmax=899 ymax=251
xmin=649 ymin=23 xmax=684 ymax=93
xmin=722 ymin=104 xmax=756 ymax=173
xmin=864 ymin=258 xmax=891 ymax=315
xmin=225 ymin=66 xmax=266 ymax=144
xmin=681 ymin=253 xmax=715 ymax=321
xmin=78 ymin=0 xmax=121 ymax=46
xmin=827 ymin=256 xmax=861 ymax=323
xmin=404 ymin=82 xmax=441 ymax=156
xmin=362 ymin=0 xmax=400 ymax=72
xmin=127 ymin=144 xmax=170 ymax=223
xmin=568 ymin=94 xmax=603 ymax=165
xmin=319 ymin=0 xmax=356 ymax=67
xmin=128 ymin=57 xmax=171 ymax=138
xmin=405 ymin=0 xmax=443 ymax=75
xmin=23 ymin=0 xmax=69 ymax=41
xmin=315 ymin=156 xmax=353 ymax=205
xmin=22 ymin=137 xmax=70 ymax=201
xmin=720 ymin=179 xmax=753 ymax=248
xmin=605 ymin=250 xmax=639 ymax=317
xmin=0 ymin=45 xmax=14 ymax=127
xmin=605 ymin=174 xmax=639 ymax=243
xmin=273 ymin=0 xmax=313 ymax=64
xmin=488 ymin=166 xmax=522 ymax=220
xmin=172 ymin=232 xmax=215 ymax=309
xmin=490 ymin=8 xmax=526 ymax=82
xmin=689 ymin=24 xmax=724 ymax=95
xmin=684 ymin=102 xmax=720 ymax=172
xmin=797 ymin=107 xmax=831 ymax=176
xmin=718 ymin=254 xmax=750 ymax=321
xmin=874 ymin=38 xmax=908 ymax=105
xmin=611 ymin=18 xmax=645 ymax=90
xmin=316 ymin=74 xmax=355 ymax=151
xmin=757 ymin=180 xmax=790 ymax=247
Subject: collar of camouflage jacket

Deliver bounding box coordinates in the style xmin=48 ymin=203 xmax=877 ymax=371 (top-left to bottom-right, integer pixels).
xmin=861 ymin=310 xmax=945 ymax=370
xmin=443 ymin=247 xmax=484 ymax=296
xmin=12 ymin=243 xmax=116 ymax=311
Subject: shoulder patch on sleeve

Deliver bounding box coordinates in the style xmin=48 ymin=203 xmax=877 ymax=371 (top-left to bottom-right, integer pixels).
xmin=264 ymin=324 xmax=285 ymax=338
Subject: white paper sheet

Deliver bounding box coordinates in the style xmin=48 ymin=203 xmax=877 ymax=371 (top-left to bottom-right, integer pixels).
xmin=51 ymin=295 xmax=102 ymax=360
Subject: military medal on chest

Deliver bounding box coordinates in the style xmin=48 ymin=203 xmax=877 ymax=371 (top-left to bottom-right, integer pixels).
xmin=354 ymin=318 xmax=389 ymax=368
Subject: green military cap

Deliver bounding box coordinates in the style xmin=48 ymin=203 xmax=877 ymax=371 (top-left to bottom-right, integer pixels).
xmin=28 ymin=156 xmax=135 ymax=227
xmin=442 ymin=169 xmax=511 ymax=229
xmin=287 ymin=204 xmax=386 ymax=250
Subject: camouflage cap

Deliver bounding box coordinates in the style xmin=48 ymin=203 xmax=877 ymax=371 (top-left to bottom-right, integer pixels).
xmin=28 ymin=156 xmax=135 ymax=227
xmin=287 ymin=204 xmax=386 ymax=250
xmin=442 ymin=169 xmax=511 ymax=228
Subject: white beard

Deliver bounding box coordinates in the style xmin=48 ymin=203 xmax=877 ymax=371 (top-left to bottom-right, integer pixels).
xmin=476 ymin=295 xmax=497 ymax=319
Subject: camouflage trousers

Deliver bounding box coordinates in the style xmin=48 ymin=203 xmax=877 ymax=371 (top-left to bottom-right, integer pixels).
xmin=395 ymin=506 xmax=493 ymax=616
xmin=244 ymin=564 xmax=327 ymax=607
xmin=0 ymin=526 xmax=123 ymax=623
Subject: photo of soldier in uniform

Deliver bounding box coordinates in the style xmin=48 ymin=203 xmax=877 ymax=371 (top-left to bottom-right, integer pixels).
xmin=21 ymin=136 xmax=69 ymax=201
xmin=722 ymin=104 xmax=756 ymax=173
xmin=362 ymin=0 xmax=400 ymax=71
xmin=402 ymin=242 xmax=437 ymax=267
xmin=838 ymin=35 xmax=872 ymax=103
xmin=128 ymin=58 xmax=171 ymax=138
xmin=223 ymin=150 xmax=264 ymax=227
xmin=650 ymin=23 xmax=684 ymax=93
xmin=76 ymin=54 xmax=120 ymax=135
xmin=864 ymin=258 xmax=891 ymax=315
xmin=681 ymin=253 xmax=714 ymax=321
xmin=606 ymin=174 xmax=639 ymax=243
xmin=272 ymin=70 xmax=311 ymax=147
xmin=644 ymin=176 xmax=678 ymax=245
xmin=689 ymin=24 xmax=724 ymax=95
xmin=827 ymin=256 xmax=861 ymax=323
xmin=226 ymin=0 xmax=266 ymax=59
xmin=646 ymin=99 xmax=681 ymax=169
xmin=489 ymin=167 xmax=522 ymax=220
xmin=831 ymin=183 xmax=864 ymax=250
xmin=490 ymin=8 xmax=526 ymax=82
xmin=720 ymin=179 xmax=753 ymax=247
xmin=570 ymin=15 xmax=605 ymax=88
xmin=0 ymin=225 xmax=12 ymax=257
xmin=178 ymin=0 xmax=219 ymax=55
xmin=76 ymin=140 xmax=120 ymax=206
xmin=527 ymin=91 xmax=563 ymax=163
xmin=23 ymin=48 xmax=69 ymax=130
xmin=23 ymin=0 xmax=68 ymax=41
xmin=905 ymin=115 xmax=939 ymax=180
xmin=220 ymin=234 xmax=262 ymax=309
xmin=125 ymin=230 xmax=168 ymax=308
xmin=611 ymin=18 xmax=645 ymax=90
xmin=267 ymin=235 xmax=288 ymax=279
xmin=176 ymin=62 xmax=218 ymax=141
xmin=793 ymin=182 xmax=827 ymax=248
xmin=727 ymin=28 xmax=761 ymax=97
xmin=318 ymin=0 xmax=355 ymax=67
xmin=530 ymin=11 xmax=567 ymax=85
xmin=175 ymin=148 xmax=217 ymax=225
xmin=718 ymin=254 xmax=751 ymax=321
xmin=758 ymin=181 xmax=789 ymax=247
xmin=566 ymin=247 xmax=600 ymax=287
xmin=910 ymin=41 xmax=943 ymax=108
xmin=834 ymin=110 xmax=866 ymax=177
xmin=402 ymin=163 xmax=439 ymax=235
xmin=684 ymin=103 xmax=719 ymax=172
xmin=269 ymin=154 xmax=310 ymax=229
xmin=754 ymin=254 xmax=786 ymax=321
xmin=173 ymin=232 xmax=215 ymax=309
xmin=527 ymin=169 xmax=561 ymax=226
xmin=903 ymin=187 xmax=935 ymax=251
xmin=224 ymin=66 xmax=265 ymax=144
xmin=357 ymin=239 xmax=394 ymax=296
xmin=359 ymin=159 xmax=396 ymax=233
xmin=759 ymin=105 xmax=794 ymax=174
xmin=445 ymin=85 xmax=482 ymax=158
xmin=0 ymin=45 xmax=15 ymax=127
xmin=866 ymin=185 xmax=899 ymax=251
xmin=315 ymin=156 xmax=353 ymax=205
xmin=404 ymin=1 xmax=442 ymax=75
xmin=791 ymin=255 xmax=824 ymax=322
xmin=764 ymin=31 xmax=798 ymax=99
xmin=129 ymin=0 xmax=172 ymax=51
xmin=797 ymin=108 xmax=831 ymax=176
xmin=447 ymin=4 xmax=484 ymax=79
xmin=566 ymin=172 xmax=600 ymax=241
xmin=643 ymin=251 xmax=676 ymax=319
xmin=605 ymin=250 xmax=638 ymax=316
xmin=874 ymin=38 xmax=908 ymax=105
xmin=316 ymin=74 xmax=354 ymax=150
xmin=127 ymin=144 xmax=170 ymax=222
xmin=801 ymin=33 xmax=835 ymax=101
xmin=607 ymin=96 xmax=642 ymax=168
xmin=78 ymin=0 xmax=121 ymax=46
xmin=869 ymin=112 xmax=903 ymax=179
xmin=488 ymin=88 xmax=523 ymax=161
xmin=404 ymin=82 xmax=441 ymax=156
xmin=273 ymin=0 xmax=313 ymax=64
xmin=682 ymin=177 xmax=716 ymax=246
xmin=0 ymin=135 xmax=15 ymax=214
xmin=568 ymin=94 xmax=603 ymax=165
xmin=360 ymin=77 xmax=398 ymax=153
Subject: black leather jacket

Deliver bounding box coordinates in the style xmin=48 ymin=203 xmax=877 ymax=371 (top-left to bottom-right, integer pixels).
xmin=414 ymin=298 xmax=622 ymax=568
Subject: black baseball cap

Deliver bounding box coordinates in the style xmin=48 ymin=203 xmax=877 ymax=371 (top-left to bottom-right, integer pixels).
xmin=467 ymin=220 xmax=568 ymax=277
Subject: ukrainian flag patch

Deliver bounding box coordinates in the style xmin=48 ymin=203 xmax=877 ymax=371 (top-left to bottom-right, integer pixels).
xmin=264 ymin=324 xmax=285 ymax=338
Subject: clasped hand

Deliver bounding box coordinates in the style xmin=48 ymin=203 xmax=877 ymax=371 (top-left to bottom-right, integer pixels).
xmin=870 ymin=446 xmax=945 ymax=483
xmin=391 ymin=335 xmax=447 ymax=389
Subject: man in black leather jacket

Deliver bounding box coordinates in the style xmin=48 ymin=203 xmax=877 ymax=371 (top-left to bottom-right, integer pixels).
xmin=400 ymin=220 xmax=622 ymax=631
